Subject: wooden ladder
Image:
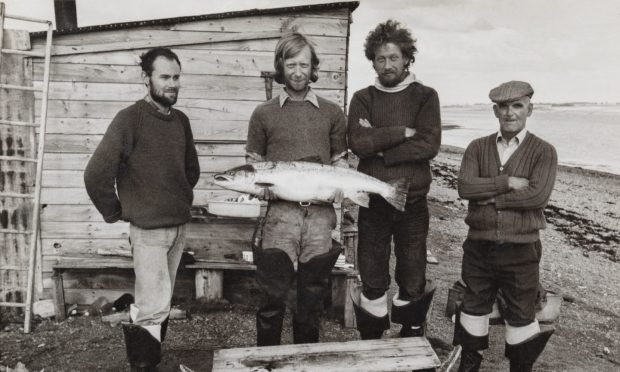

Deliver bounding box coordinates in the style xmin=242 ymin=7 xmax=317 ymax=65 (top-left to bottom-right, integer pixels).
xmin=0 ymin=2 xmax=53 ymax=333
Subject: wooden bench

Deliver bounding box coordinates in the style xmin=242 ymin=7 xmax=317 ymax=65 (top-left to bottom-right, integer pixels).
xmin=51 ymin=258 xmax=358 ymax=327
xmin=186 ymin=261 xmax=357 ymax=327
xmin=211 ymin=337 xmax=441 ymax=371
xmin=51 ymin=258 xmax=134 ymax=321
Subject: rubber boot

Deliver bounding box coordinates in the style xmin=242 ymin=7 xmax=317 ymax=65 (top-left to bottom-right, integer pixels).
xmin=453 ymin=306 xmax=489 ymax=372
xmin=293 ymin=242 xmax=342 ymax=344
xmin=255 ymin=248 xmax=295 ymax=346
xmin=122 ymin=323 xmax=161 ymax=372
xmin=160 ymin=316 xmax=169 ymax=343
xmin=350 ymin=285 xmax=390 ymax=340
xmin=391 ymin=280 xmax=436 ymax=337
xmin=505 ymin=328 xmax=555 ymax=372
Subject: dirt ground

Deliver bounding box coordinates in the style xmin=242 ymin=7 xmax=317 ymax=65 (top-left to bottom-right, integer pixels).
xmin=1 ymin=148 xmax=619 ymax=372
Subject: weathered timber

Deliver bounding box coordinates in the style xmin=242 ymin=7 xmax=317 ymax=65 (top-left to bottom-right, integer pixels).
xmin=42 ymin=153 xmax=244 ymax=171
xmin=33 ymin=64 xmax=345 ymax=89
xmin=211 ymin=337 xmax=440 ymax=371
xmin=32 ymin=49 xmax=344 ymax=75
xmin=1 ymin=29 xmax=37 ymax=308
xmin=37 ymin=99 xmax=261 ymax=120
xmin=34 ymin=81 xmax=344 ymax=106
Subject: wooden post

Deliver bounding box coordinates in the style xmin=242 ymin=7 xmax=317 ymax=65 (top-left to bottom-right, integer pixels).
xmin=52 ymin=270 xmax=66 ymax=321
xmin=195 ymin=269 xmax=224 ymax=301
xmin=344 ymin=274 xmax=358 ymax=328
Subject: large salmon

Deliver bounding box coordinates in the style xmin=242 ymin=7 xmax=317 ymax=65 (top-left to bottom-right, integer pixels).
xmin=213 ymin=161 xmax=409 ymax=211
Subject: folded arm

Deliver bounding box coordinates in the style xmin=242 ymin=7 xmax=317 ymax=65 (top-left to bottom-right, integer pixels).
xmin=381 ymin=90 xmax=442 ymax=166
xmin=347 ymin=93 xmax=408 ymax=159
xmin=457 ymin=141 xmax=512 ymax=201
xmin=495 ymin=145 xmax=557 ymax=210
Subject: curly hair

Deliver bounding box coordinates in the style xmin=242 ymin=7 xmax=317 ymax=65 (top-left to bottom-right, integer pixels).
xmin=273 ymin=33 xmax=320 ymax=84
xmin=139 ymin=47 xmax=181 ymax=76
xmin=364 ymin=20 xmax=417 ymax=67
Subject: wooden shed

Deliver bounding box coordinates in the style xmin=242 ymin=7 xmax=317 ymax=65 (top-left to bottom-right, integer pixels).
xmin=0 ymin=1 xmax=360 ymax=313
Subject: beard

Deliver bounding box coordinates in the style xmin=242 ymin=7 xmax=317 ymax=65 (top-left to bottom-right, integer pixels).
xmin=377 ymin=70 xmax=407 ymax=88
xmin=150 ymin=83 xmax=178 ymax=107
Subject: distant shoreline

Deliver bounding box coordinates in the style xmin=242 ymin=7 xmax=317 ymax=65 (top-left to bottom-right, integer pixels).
xmin=439 ymin=145 xmax=620 ymax=180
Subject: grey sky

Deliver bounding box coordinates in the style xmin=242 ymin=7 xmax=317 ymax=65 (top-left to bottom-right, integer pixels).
xmin=4 ymin=0 xmax=619 ymax=105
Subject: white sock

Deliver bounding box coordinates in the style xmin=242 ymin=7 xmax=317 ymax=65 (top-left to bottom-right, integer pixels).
xmin=360 ymin=292 xmax=388 ymax=317
xmin=506 ymin=320 xmax=540 ymax=345
xmin=460 ymin=311 xmax=490 ymax=337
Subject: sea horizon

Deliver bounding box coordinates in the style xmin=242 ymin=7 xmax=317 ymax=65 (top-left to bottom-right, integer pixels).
xmin=440 ymin=103 xmax=620 ymax=176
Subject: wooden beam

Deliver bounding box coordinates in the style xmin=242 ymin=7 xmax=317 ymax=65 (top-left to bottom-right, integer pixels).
xmin=38 ymin=48 xmax=344 ymax=74
xmin=0 ymin=3 xmax=5 ymax=70
xmin=194 ymin=269 xmax=223 ymax=301
xmin=34 ymin=67 xmax=345 ymax=89
xmin=42 ymin=153 xmax=245 ymax=171
xmin=52 ymin=270 xmax=66 ymax=320
xmin=49 ymin=31 xmax=284 ymax=56
xmin=37 ymin=98 xmax=260 ymax=120
xmin=34 ymin=80 xmax=344 ymax=103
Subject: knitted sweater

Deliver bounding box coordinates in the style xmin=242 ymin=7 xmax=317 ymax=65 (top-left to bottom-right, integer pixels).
xmin=347 ymin=83 xmax=441 ymax=199
xmin=246 ymin=95 xmax=347 ymax=164
xmin=84 ymin=100 xmax=200 ymax=229
xmin=458 ymin=132 xmax=557 ymax=243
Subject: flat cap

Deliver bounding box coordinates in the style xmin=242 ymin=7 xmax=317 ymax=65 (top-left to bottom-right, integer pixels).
xmin=489 ymin=81 xmax=534 ymax=103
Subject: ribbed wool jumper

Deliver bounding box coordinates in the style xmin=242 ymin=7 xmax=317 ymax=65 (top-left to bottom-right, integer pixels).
xmin=246 ymin=95 xmax=347 ymax=164
xmin=458 ymin=132 xmax=557 ymax=243
xmin=84 ymin=100 xmax=200 ymax=229
xmin=347 ymin=83 xmax=442 ymax=199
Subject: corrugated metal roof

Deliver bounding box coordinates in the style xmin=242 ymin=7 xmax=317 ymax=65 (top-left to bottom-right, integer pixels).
xmin=30 ymin=1 xmax=359 ymax=38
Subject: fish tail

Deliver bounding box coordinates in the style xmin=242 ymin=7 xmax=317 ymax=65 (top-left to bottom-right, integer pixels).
xmin=384 ymin=178 xmax=409 ymax=211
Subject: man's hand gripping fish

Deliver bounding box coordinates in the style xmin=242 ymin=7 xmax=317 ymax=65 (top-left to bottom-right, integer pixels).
xmin=213 ymin=161 xmax=409 ymax=211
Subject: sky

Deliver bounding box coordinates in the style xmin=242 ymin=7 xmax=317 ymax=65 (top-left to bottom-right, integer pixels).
xmin=3 ymin=0 xmax=620 ymax=105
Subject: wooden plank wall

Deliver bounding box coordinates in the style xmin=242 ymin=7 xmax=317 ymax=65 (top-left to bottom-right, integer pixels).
xmin=0 ymin=29 xmax=37 ymax=309
xmin=27 ymin=8 xmax=352 ymax=302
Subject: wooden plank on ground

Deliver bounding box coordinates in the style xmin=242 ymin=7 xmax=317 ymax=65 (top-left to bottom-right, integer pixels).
xmin=212 ymin=338 xmax=441 ymax=371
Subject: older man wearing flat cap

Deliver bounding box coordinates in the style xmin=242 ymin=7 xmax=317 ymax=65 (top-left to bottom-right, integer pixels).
xmin=452 ymin=81 xmax=558 ymax=372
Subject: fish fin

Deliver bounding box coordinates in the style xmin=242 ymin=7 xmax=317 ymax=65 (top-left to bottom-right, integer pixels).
xmin=254 ymin=182 xmax=274 ymax=187
xmin=296 ymin=155 xmax=323 ymax=164
xmin=384 ymin=178 xmax=409 ymax=211
xmin=347 ymin=192 xmax=370 ymax=208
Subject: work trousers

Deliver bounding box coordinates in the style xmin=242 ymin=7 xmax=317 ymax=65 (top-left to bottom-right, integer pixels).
xmin=461 ymin=238 xmax=541 ymax=326
xmin=130 ymin=223 xmax=186 ymax=325
xmin=357 ymin=196 xmax=429 ymax=301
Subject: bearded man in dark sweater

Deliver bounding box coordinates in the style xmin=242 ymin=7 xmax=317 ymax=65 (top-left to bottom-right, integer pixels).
xmin=84 ymin=47 xmax=199 ymax=371
xmin=347 ymin=20 xmax=441 ymax=342
xmin=452 ymin=81 xmax=557 ymax=372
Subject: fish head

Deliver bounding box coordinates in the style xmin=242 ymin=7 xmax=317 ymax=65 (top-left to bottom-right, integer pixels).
xmin=213 ymin=164 xmax=262 ymax=195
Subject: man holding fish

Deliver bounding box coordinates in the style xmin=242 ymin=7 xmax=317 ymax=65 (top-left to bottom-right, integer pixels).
xmin=243 ymin=32 xmax=349 ymax=346
xmin=347 ymin=20 xmax=442 ymax=341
